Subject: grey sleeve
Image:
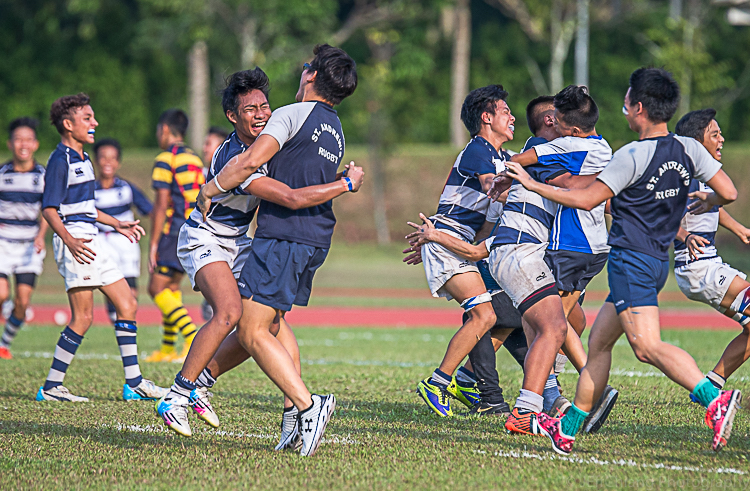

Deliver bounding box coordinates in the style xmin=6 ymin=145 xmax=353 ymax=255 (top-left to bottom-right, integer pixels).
xmin=259 ymin=102 xmax=316 ymax=150
xmin=596 ymin=142 xmax=642 ymax=195
xmin=676 ymin=136 xmax=722 ymax=183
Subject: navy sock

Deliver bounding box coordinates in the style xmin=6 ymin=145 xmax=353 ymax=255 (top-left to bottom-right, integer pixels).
xmin=0 ymin=313 xmax=24 ymax=348
xmin=542 ymin=374 xmax=562 ymax=412
xmin=115 ymin=320 xmax=142 ymax=388
xmin=172 ymin=371 xmax=196 ymax=397
xmin=430 ymin=368 xmax=452 ymax=388
xmin=196 ymin=367 xmax=216 ymax=388
xmin=456 ymin=366 xmax=477 ymax=386
xmin=43 ymin=327 xmax=83 ymax=391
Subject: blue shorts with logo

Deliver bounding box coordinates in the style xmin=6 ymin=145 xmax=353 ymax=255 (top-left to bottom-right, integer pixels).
xmin=237 ymin=238 xmax=328 ymax=311
xmin=605 ymin=246 xmax=669 ymax=314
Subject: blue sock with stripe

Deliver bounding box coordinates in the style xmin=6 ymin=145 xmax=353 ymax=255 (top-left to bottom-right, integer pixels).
xmin=0 ymin=313 xmax=24 ymax=348
xmin=542 ymin=374 xmax=562 ymax=412
xmin=430 ymin=368 xmax=452 ymax=389
xmin=170 ymin=371 xmax=196 ymax=398
xmin=115 ymin=320 xmax=142 ymax=388
xmin=43 ymin=327 xmax=83 ymax=391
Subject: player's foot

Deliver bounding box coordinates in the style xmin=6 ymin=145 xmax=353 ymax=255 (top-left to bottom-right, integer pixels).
xmin=706 ymin=390 xmax=742 ymax=452
xmin=582 ymin=385 xmax=619 ymax=434
xmin=538 ymin=412 xmax=574 ymax=455
xmin=145 ymin=349 xmax=178 ymax=363
xmin=546 ymin=395 xmax=572 ymax=418
xmin=157 ymin=392 xmax=192 ymax=437
xmin=274 ymin=407 xmax=301 ymax=451
xmin=36 ymin=385 xmax=89 ymax=402
xmin=299 ymin=394 xmax=336 ymax=457
xmin=416 ymin=377 xmax=453 ymax=417
xmin=465 ymin=400 xmax=511 ymax=417
xmin=0 ymin=346 xmax=11 ymax=359
xmin=123 ymin=379 xmax=169 ymax=401
xmin=447 ymin=377 xmax=481 ymax=408
xmin=190 ymin=387 xmax=219 ymax=428
xmin=504 ymin=407 xmax=542 ymax=435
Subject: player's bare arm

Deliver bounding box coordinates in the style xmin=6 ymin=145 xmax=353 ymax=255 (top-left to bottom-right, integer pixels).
xmin=34 ymin=218 xmax=49 ymax=254
xmin=504 ymin=161 xmax=614 ymax=211
xmin=41 ymin=207 xmax=95 ymax=264
xmin=718 ymin=208 xmax=750 ymax=244
xmin=675 ymin=226 xmax=709 ymax=261
xmin=405 ymin=213 xmax=489 ymax=262
xmin=687 ymin=169 xmax=737 ymax=215
xmin=509 ymin=147 xmax=540 ymax=166
xmin=95 ymin=210 xmax=145 ymax=243
xmin=149 ymin=187 xmax=169 ymax=273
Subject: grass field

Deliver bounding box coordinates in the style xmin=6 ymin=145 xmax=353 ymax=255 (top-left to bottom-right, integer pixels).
xmin=3 ymin=323 xmax=750 ymax=489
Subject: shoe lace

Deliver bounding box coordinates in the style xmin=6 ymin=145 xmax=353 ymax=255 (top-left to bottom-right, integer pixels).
xmin=56 ymin=386 xmax=71 ymax=395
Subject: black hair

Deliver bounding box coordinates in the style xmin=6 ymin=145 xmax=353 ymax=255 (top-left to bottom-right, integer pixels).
xmin=207 ymin=126 xmax=230 ymax=140
xmin=460 ymin=85 xmax=509 ymax=136
xmin=526 ymin=95 xmax=555 ymax=135
xmin=674 ymin=109 xmax=717 ymax=143
xmin=221 ymin=67 xmax=270 ymax=121
xmin=158 ymin=109 xmax=189 ymax=137
xmin=50 ymin=93 xmax=90 ymax=134
xmin=628 ymin=67 xmax=680 ymax=123
xmin=8 ymin=117 xmax=39 ymax=138
xmin=308 ymin=44 xmax=357 ymax=105
xmin=553 ymin=85 xmax=599 ymax=132
xmin=93 ymin=137 xmax=121 ymax=160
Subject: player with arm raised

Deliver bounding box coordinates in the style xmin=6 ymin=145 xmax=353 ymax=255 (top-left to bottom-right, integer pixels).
xmin=36 ymin=94 xmax=167 ymax=402
xmin=672 ymin=109 xmax=750 ymax=396
xmin=0 ymin=118 xmax=48 ymax=360
xmin=504 ymin=68 xmax=741 ymax=454
xmin=93 ymin=138 xmax=153 ymax=323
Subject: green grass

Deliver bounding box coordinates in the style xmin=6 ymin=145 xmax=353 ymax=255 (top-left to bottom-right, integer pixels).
xmin=2 ymin=325 xmax=750 ymax=489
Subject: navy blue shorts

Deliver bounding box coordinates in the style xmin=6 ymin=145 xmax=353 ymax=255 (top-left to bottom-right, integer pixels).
xmin=605 ymin=247 xmax=668 ymax=314
xmin=238 ymin=238 xmax=328 ymax=311
xmin=544 ymin=249 xmax=608 ymax=292
xmin=156 ymin=234 xmax=185 ymax=275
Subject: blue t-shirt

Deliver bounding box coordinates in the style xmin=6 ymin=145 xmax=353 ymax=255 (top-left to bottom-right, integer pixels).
xmin=255 ymin=102 xmax=344 ymax=248
xmin=42 ymin=143 xmax=98 ymax=235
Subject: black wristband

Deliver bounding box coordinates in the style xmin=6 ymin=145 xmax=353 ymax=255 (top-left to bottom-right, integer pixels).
xmin=684 ymin=233 xmax=694 ymax=244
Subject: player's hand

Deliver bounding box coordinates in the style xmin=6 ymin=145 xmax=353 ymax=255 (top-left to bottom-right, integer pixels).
xmin=402 ymin=246 xmax=423 ymax=265
xmin=503 ymin=162 xmax=533 ymax=188
xmin=405 ymin=213 xmax=437 ymax=247
xmin=686 ymin=191 xmax=714 ymax=215
xmin=344 ymin=162 xmax=364 ymax=192
xmin=148 ymin=242 xmax=158 ymax=274
xmin=65 ymin=237 xmax=95 ymax=264
xmin=115 ymin=220 xmax=145 ymax=243
xmin=685 ymin=234 xmax=709 ymax=261
xmin=734 ymin=226 xmax=750 ymax=245
xmin=33 ymin=234 xmax=46 ymax=254
xmin=196 ymin=185 xmax=212 ymax=222
xmin=488 ymin=174 xmax=513 ymax=201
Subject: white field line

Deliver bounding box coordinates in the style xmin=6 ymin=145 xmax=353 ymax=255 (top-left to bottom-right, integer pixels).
xmin=474 ymin=449 xmax=746 ymax=476
xmin=104 ymin=423 xmax=361 ymax=445
xmin=15 ymin=351 xmax=750 ymax=383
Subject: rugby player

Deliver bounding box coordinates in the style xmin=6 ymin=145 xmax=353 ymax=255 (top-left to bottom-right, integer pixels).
xmin=672 ymin=109 xmax=750 ymax=394
xmin=145 ymin=109 xmax=204 ymax=363
xmin=36 ymin=93 xmax=167 ymax=402
xmin=0 ymin=118 xmax=48 ymax=359
xmin=168 ymin=45 xmax=358 ymax=456
xmin=93 ymin=138 xmax=153 ymax=323
xmin=504 ymin=68 xmax=741 ymax=454
xmin=156 ymin=68 xmax=362 ymax=448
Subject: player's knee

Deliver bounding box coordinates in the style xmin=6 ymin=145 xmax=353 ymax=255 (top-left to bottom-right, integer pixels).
xmin=629 ymin=338 xmax=656 ymax=364
xmin=473 ymin=304 xmax=496 ymax=328
xmin=214 ymin=305 xmax=242 ymax=331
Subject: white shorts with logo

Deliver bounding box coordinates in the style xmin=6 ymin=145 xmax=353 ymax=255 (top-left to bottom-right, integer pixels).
xmin=675 ymin=256 xmax=746 ymax=310
xmin=177 ymin=224 xmax=252 ymax=290
xmin=53 ymin=233 xmax=124 ymax=291
xmin=100 ymin=231 xmax=141 ymax=279
xmin=488 ymin=242 xmax=555 ymax=309
xmin=0 ymin=238 xmax=45 ymax=277
xmin=421 ymin=230 xmax=479 ymax=300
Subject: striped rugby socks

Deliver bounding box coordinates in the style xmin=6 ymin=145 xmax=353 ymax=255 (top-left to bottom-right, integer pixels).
xmin=43 ymin=327 xmax=83 ymax=391
xmin=114 ymin=320 xmax=143 ymax=388
xmin=0 ymin=313 xmax=23 ymax=349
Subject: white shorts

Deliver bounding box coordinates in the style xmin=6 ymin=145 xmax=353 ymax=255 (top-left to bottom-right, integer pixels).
xmin=421 ymin=231 xmax=479 ymax=300
xmin=488 ymin=242 xmax=556 ymax=310
xmin=101 ymin=231 xmax=141 ymax=279
xmin=675 ymin=257 xmax=746 ymax=310
xmin=0 ymin=238 xmax=45 ymax=277
xmin=53 ymin=233 xmax=124 ymax=291
xmin=177 ymin=224 xmax=252 ymax=290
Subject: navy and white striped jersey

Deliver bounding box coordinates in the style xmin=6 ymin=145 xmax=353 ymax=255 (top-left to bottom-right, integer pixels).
xmin=0 ymin=161 xmax=45 ymax=241
xmin=431 ymin=136 xmax=510 ymax=242
xmin=673 ymin=180 xmax=720 ymax=267
xmin=187 ymin=131 xmax=267 ymax=238
xmin=598 ymin=134 xmax=722 ymax=260
xmin=535 ymin=136 xmax=612 ymax=254
xmin=490 ymin=137 xmax=558 ymax=248
xmin=42 ymin=143 xmax=98 ymax=235
xmin=95 ymin=177 xmax=153 ymax=232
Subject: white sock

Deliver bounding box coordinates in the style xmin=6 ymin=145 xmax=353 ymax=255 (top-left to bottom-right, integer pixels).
xmin=514 ymin=389 xmax=544 ymax=413
xmin=554 ymin=354 xmax=568 ymax=375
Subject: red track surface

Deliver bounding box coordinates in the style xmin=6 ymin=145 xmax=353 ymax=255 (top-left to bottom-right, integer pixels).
xmin=21 ymin=304 xmax=740 ymax=330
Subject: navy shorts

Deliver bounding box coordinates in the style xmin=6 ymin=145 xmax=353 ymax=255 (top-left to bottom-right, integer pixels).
xmin=605 ymin=247 xmax=669 ymax=314
xmin=238 ymin=238 xmax=328 ymax=311
xmin=156 ymin=234 xmax=185 ymax=275
xmin=544 ymin=249 xmax=608 ymax=292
